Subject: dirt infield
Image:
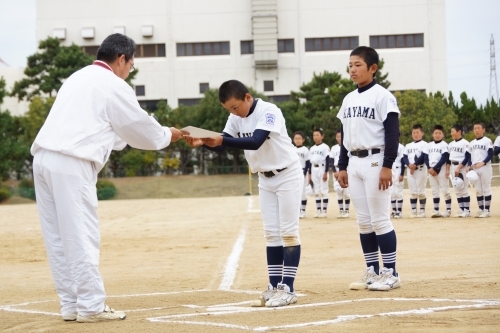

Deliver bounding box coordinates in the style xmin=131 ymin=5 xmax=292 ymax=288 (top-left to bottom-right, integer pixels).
xmin=1 ymin=187 xmax=499 ymax=332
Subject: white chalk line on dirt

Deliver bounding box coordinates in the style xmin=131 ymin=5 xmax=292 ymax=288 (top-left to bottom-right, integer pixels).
xmin=218 ymin=228 xmax=246 ymax=291
xmin=146 ymin=298 xmax=500 ymax=331
xmin=247 ymin=196 xmax=260 ymax=213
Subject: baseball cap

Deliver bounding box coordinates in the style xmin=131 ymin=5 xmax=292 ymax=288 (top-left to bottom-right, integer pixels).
xmin=466 ymin=170 xmax=479 ymax=183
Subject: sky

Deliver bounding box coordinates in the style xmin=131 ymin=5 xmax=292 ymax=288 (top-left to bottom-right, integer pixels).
xmin=0 ymin=0 xmax=499 ymax=106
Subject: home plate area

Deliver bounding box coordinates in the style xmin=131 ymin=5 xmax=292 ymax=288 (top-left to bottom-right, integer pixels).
xmin=3 ymin=290 xmax=499 ymax=331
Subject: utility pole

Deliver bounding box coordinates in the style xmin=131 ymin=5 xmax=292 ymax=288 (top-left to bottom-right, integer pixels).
xmin=490 ymin=34 xmax=499 ymax=103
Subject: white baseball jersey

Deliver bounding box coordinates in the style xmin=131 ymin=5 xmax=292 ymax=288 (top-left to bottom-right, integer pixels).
xmin=330 ymin=144 xmax=340 ymax=167
xmin=448 ymin=138 xmax=469 ymax=164
xmin=393 ymin=143 xmax=405 ymax=170
xmin=469 ymin=137 xmax=493 ymax=164
xmin=223 ymin=100 xmax=298 ymax=173
xmin=404 ymin=140 xmax=428 ymax=164
xmin=336 ymin=84 xmax=400 ymax=151
xmin=426 ymin=140 xmax=449 ymax=168
xmin=494 ymin=136 xmax=500 ymax=157
xmin=309 ymin=143 xmax=330 ymax=166
xmin=296 ymin=146 xmax=309 ymax=169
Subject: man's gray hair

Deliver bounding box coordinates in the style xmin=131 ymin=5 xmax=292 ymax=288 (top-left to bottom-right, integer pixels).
xmin=97 ymin=33 xmax=136 ymax=63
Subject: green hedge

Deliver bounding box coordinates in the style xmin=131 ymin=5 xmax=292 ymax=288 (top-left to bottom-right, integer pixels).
xmin=19 ymin=179 xmax=36 ymax=201
xmin=0 ymin=186 xmax=11 ymax=203
xmin=96 ymin=180 xmax=116 ymax=200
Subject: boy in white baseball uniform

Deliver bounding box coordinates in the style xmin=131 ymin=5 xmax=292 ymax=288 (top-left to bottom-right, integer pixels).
xmin=449 ymin=125 xmax=471 ymax=217
xmin=337 ymin=46 xmax=401 ymax=291
xmin=494 ymin=136 xmax=500 ymax=173
xmin=186 ymin=80 xmax=302 ymax=307
xmin=403 ymin=124 xmax=428 ymax=218
xmin=330 ymin=130 xmax=350 ymax=218
xmin=294 ymin=131 xmax=311 ymax=218
xmin=467 ymin=122 xmax=494 ymax=218
xmin=308 ymin=128 xmax=330 ymax=218
xmin=424 ymin=125 xmax=452 ymax=218
xmin=391 ymin=143 xmax=405 ymax=219
xmin=31 ymin=34 xmax=183 ymax=322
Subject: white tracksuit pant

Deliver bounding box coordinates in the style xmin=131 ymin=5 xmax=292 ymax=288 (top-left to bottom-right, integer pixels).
xmin=33 ymin=149 xmax=105 ymax=317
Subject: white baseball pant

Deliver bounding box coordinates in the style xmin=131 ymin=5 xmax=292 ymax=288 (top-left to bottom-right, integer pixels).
xmin=347 ymin=153 xmax=394 ymax=235
xmin=301 ymin=172 xmax=308 ymax=201
xmin=407 ymin=165 xmax=428 ymax=199
xmin=334 ymin=179 xmax=350 ymax=200
xmin=33 ymin=149 xmax=106 ymax=317
xmin=390 ymin=167 xmax=403 ymax=201
xmin=428 ymin=167 xmax=451 ymax=200
xmin=311 ymin=164 xmax=329 ymax=199
xmin=473 ymin=164 xmax=492 ymax=197
xmin=259 ymin=161 xmax=303 ymax=247
xmin=450 ymin=163 xmax=469 ymax=198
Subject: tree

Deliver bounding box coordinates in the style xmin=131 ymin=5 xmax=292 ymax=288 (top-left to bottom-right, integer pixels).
xmin=483 ymin=98 xmax=500 ymax=135
xmin=0 ymin=77 xmax=6 ymax=105
xmin=0 ymin=111 xmax=31 ymax=180
xmin=10 ymin=37 xmax=93 ymax=101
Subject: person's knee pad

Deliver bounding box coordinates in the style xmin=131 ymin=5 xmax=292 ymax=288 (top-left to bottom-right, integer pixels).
xmin=280 ymin=234 xmax=300 ymax=247
xmin=264 ymin=232 xmax=283 ymax=247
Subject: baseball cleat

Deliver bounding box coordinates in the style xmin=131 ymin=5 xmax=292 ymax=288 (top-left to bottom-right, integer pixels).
xmin=252 ymin=283 xmax=276 ymax=307
xmin=442 ymin=210 xmax=451 ymax=218
xmin=337 ymin=210 xmax=344 ymax=218
xmin=409 ymin=209 xmax=417 ymax=218
xmin=368 ymin=267 xmax=400 ymax=291
xmin=349 ymin=266 xmax=379 ymax=290
xmin=265 ymin=283 xmax=297 ymax=307
xmin=62 ymin=313 xmax=77 ymax=321
xmin=76 ymin=305 xmax=126 ymax=323
xmin=342 ymin=211 xmax=350 ymax=218
xmin=313 ymin=210 xmax=321 ymax=218
xmin=431 ymin=210 xmax=442 ymax=218
xmin=299 ymin=210 xmax=306 ymax=219
xmin=319 ymin=211 xmax=327 ymax=218
xmin=393 ymin=212 xmax=402 ymax=219
xmin=458 ymin=210 xmax=471 ymax=218
xmin=474 ymin=210 xmax=484 ymax=218
xmin=417 ymin=209 xmax=426 ymax=218
xmin=479 ymin=210 xmax=491 ymax=218
xmin=453 ymin=209 xmax=463 ymax=218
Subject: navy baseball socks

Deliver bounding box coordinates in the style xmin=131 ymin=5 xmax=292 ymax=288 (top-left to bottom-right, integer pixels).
xmin=265 ymin=245 xmax=300 ymax=307
xmin=349 ymin=232 xmax=380 ymax=290
xmin=266 ymin=246 xmax=283 ymax=288
xmin=369 ymin=230 xmax=400 ymax=291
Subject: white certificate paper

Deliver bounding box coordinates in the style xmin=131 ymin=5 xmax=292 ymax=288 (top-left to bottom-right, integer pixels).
xmin=181 ymin=126 xmax=221 ymax=138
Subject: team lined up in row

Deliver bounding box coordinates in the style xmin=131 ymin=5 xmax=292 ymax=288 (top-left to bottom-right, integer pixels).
xmin=294 ymin=123 xmax=500 ymax=219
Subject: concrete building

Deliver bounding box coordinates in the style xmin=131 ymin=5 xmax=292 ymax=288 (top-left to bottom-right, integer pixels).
xmin=34 ymin=0 xmax=446 ymax=110
xmin=0 ymin=66 xmax=30 ymax=116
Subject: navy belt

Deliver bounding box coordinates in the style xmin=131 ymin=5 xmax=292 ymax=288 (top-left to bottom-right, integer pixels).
xmin=350 ymin=148 xmax=381 ymax=158
xmin=261 ymin=168 xmax=287 ymax=178
xmin=451 ymin=161 xmax=459 ymax=165
xmin=313 ymin=164 xmax=324 ymax=167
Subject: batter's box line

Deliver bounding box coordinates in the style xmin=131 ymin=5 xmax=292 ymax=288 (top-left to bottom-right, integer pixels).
xmin=146 ymin=297 xmax=500 ymax=331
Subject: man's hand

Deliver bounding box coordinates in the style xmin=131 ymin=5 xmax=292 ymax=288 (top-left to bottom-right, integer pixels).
xmin=201 ymin=136 xmax=223 ymax=147
xmin=446 ymin=170 xmax=450 ymax=178
xmin=170 ymin=127 xmax=184 ymax=142
xmin=184 ymin=136 xmax=203 ymax=147
xmin=409 ymin=163 xmax=416 ymax=171
xmin=473 ymin=162 xmax=485 ymax=170
xmin=398 ymin=175 xmax=404 ymax=182
xmin=322 ymin=172 xmax=328 ymax=182
xmin=379 ymin=167 xmax=392 ymax=190
xmin=429 ymin=168 xmax=437 ymax=176
xmin=338 ymin=170 xmax=348 ymax=188
xmin=334 ymin=171 xmax=339 ymax=180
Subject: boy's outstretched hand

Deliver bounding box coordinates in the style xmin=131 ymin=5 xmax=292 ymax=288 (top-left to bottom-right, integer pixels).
xmin=201 ymin=136 xmax=223 ymax=147
xmin=184 ymin=136 xmax=203 ymax=147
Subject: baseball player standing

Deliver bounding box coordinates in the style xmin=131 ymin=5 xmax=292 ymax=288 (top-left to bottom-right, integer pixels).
xmin=449 ymin=125 xmax=471 ymax=217
xmin=424 ymin=125 xmax=452 ymax=218
xmin=494 ymin=136 xmax=500 ymax=173
xmin=467 ymin=122 xmax=494 ymax=218
xmin=294 ymin=131 xmax=311 ymax=218
xmin=390 ymin=143 xmax=405 ymax=219
xmin=185 ymin=80 xmax=302 ymax=307
xmin=337 ymin=46 xmax=401 ymax=291
xmin=308 ymin=129 xmax=330 ymax=218
xmin=330 ymin=130 xmax=350 ymax=218
xmin=403 ymin=124 xmax=428 ymax=218
xmin=31 ymin=34 xmax=183 ymax=322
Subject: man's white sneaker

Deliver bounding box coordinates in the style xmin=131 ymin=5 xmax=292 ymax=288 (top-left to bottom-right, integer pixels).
xmin=474 ymin=210 xmax=484 ymax=218
xmin=62 ymin=313 xmax=77 ymax=321
xmin=76 ymin=305 xmax=126 ymax=323
xmin=368 ymin=267 xmax=400 ymax=291
xmin=313 ymin=210 xmax=321 ymax=218
xmin=479 ymin=210 xmax=491 ymax=218
xmin=299 ymin=210 xmax=306 ymax=219
xmin=337 ymin=210 xmax=344 ymax=218
xmin=393 ymin=212 xmax=402 ymax=219
xmin=417 ymin=209 xmax=426 ymax=218
xmin=431 ymin=210 xmax=442 ymax=218
xmin=252 ymin=283 xmax=276 ymax=307
xmin=349 ymin=266 xmax=379 ymax=290
xmin=453 ymin=210 xmax=463 ymax=218
xmin=319 ymin=211 xmax=327 ymax=218
xmin=458 ymin=210 xmax=471 ymax=218
xmin=442 ymin=210 xmax=451 ymax=218
xmin=409 ymin=209 xmax=417 ymax=218
xmin=265 ymin=283 xmax=297 ymax=307
xmin=342 ymin=211 xmax=350 ymax=218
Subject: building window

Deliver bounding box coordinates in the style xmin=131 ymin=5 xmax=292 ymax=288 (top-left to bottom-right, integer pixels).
xmin=178 ymin=98 xmax=202 ymax=106
xmin=82 ymin=45 xmax=99 ymax=57
xmin=135 ymin=44 xmax=166 ymax=58
xmin=135 ymin=85 xmax=145 ymax=96
xmin=263 ymin=81 xmax=274 ymax=92
xmin=370 ymin=33 xmax=424 ymax=49
xmin=241 ymin=40 xmax=254 ymax=54
xmin=268 ymin=95 xmax=291 ymax=103
xmin=177 ymin=42 xmax=230 ymax=57
xmin=278 ymin=39 xmax=294 ymax=53
xmin=305 ymin=36 xmax=358 ymax=52
xmin=138 ymin=100 xmax=163 ymax=112
xmin=199 ymin=83 xmax=209 ymax=94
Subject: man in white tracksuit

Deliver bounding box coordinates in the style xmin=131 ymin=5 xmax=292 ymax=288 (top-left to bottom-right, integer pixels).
xmin=31 ymin=34 xmax=183 ymax=323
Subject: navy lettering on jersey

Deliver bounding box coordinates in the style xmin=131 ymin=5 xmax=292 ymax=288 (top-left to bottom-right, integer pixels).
xmin=428 ymin=148 xmax=443 ymax=154
xmin=450 ymin=146 xmax=464 ymax=153
xmin=472 ymin=144 xmax=487 ymax=150
xmin=297 ymin=152 xmax=307 ymax=159
xmin=343 ymin=107 xmax=375 ymax=119
xmin=310 ymin=150 xmax=327 ymax=156
xmin=407 ymin=148 xmax=421 ymax=154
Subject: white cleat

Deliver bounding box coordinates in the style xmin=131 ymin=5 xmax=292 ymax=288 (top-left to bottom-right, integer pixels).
xmin=479 ymin=210 xmax=491 ymax=218
xmin=474 ymin=210 xmax=484 ymax=218
xmin=265 ymin=283 xmax=297 ymax=307
xmin=76 ymin=305 xmax=126 ymax=323
xmin=431 ymin=210 xmax=442 ymax=218
xmin=393 ymin=212 xmax=402 ymax=219
xmin=458 ymin=210 xmax=471 ymax=218
xmin=252 ymin=283 xmax=276 ymax=307
xmin=337 ymin=210 xmax=345 ymax=218
xmin=417 ymin=209 xmax=426 ymax=218
xmin=453 ymin=210 xmax=463 ymax=218
xmin=62 ymin=313 xmax=77 ymax=321
xmin=442 ymin=210 xmax=451 ymax=218
xmin=318 ymin=211 xmax=327 ymax=218
xmin=349 ymin=266 xmax=379 ymax=290
xmin=409 ymin=209 xmax=417 ymax=218
xmin=313 ymin=210 xmax=321 ymax=218
xmin=368 ymin=267 xmax=401 ymax=291
xmin=299 ymin=210 xmax=306 ymax=219
xmin=342 ymin=211 xmax=350 ymax=218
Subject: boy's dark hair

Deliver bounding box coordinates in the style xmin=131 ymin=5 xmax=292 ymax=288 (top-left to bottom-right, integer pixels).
xmin=433 ymin=125 xmax=444 ymax=132
xmin=336 ymin=129 xmax=341 ymax=134
xmin=350 ymin=46 xmax=379 ymax=77
xmin=313 ymin=128 xmax=324 ymax=136
xmin=219 ymin=80 xmax=249 ymax=103
xmin=451 ymin=124 xmax=463 ymax=133
xmin=412 ymin=124 xmax=423 ymax=131
xmin=293 ymin=131 xmax=306 ymax=140
xmin=97 ymin=33 xmax=136 ymax=63
xmin=474 ymin=121 xmax=486 ymax=129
